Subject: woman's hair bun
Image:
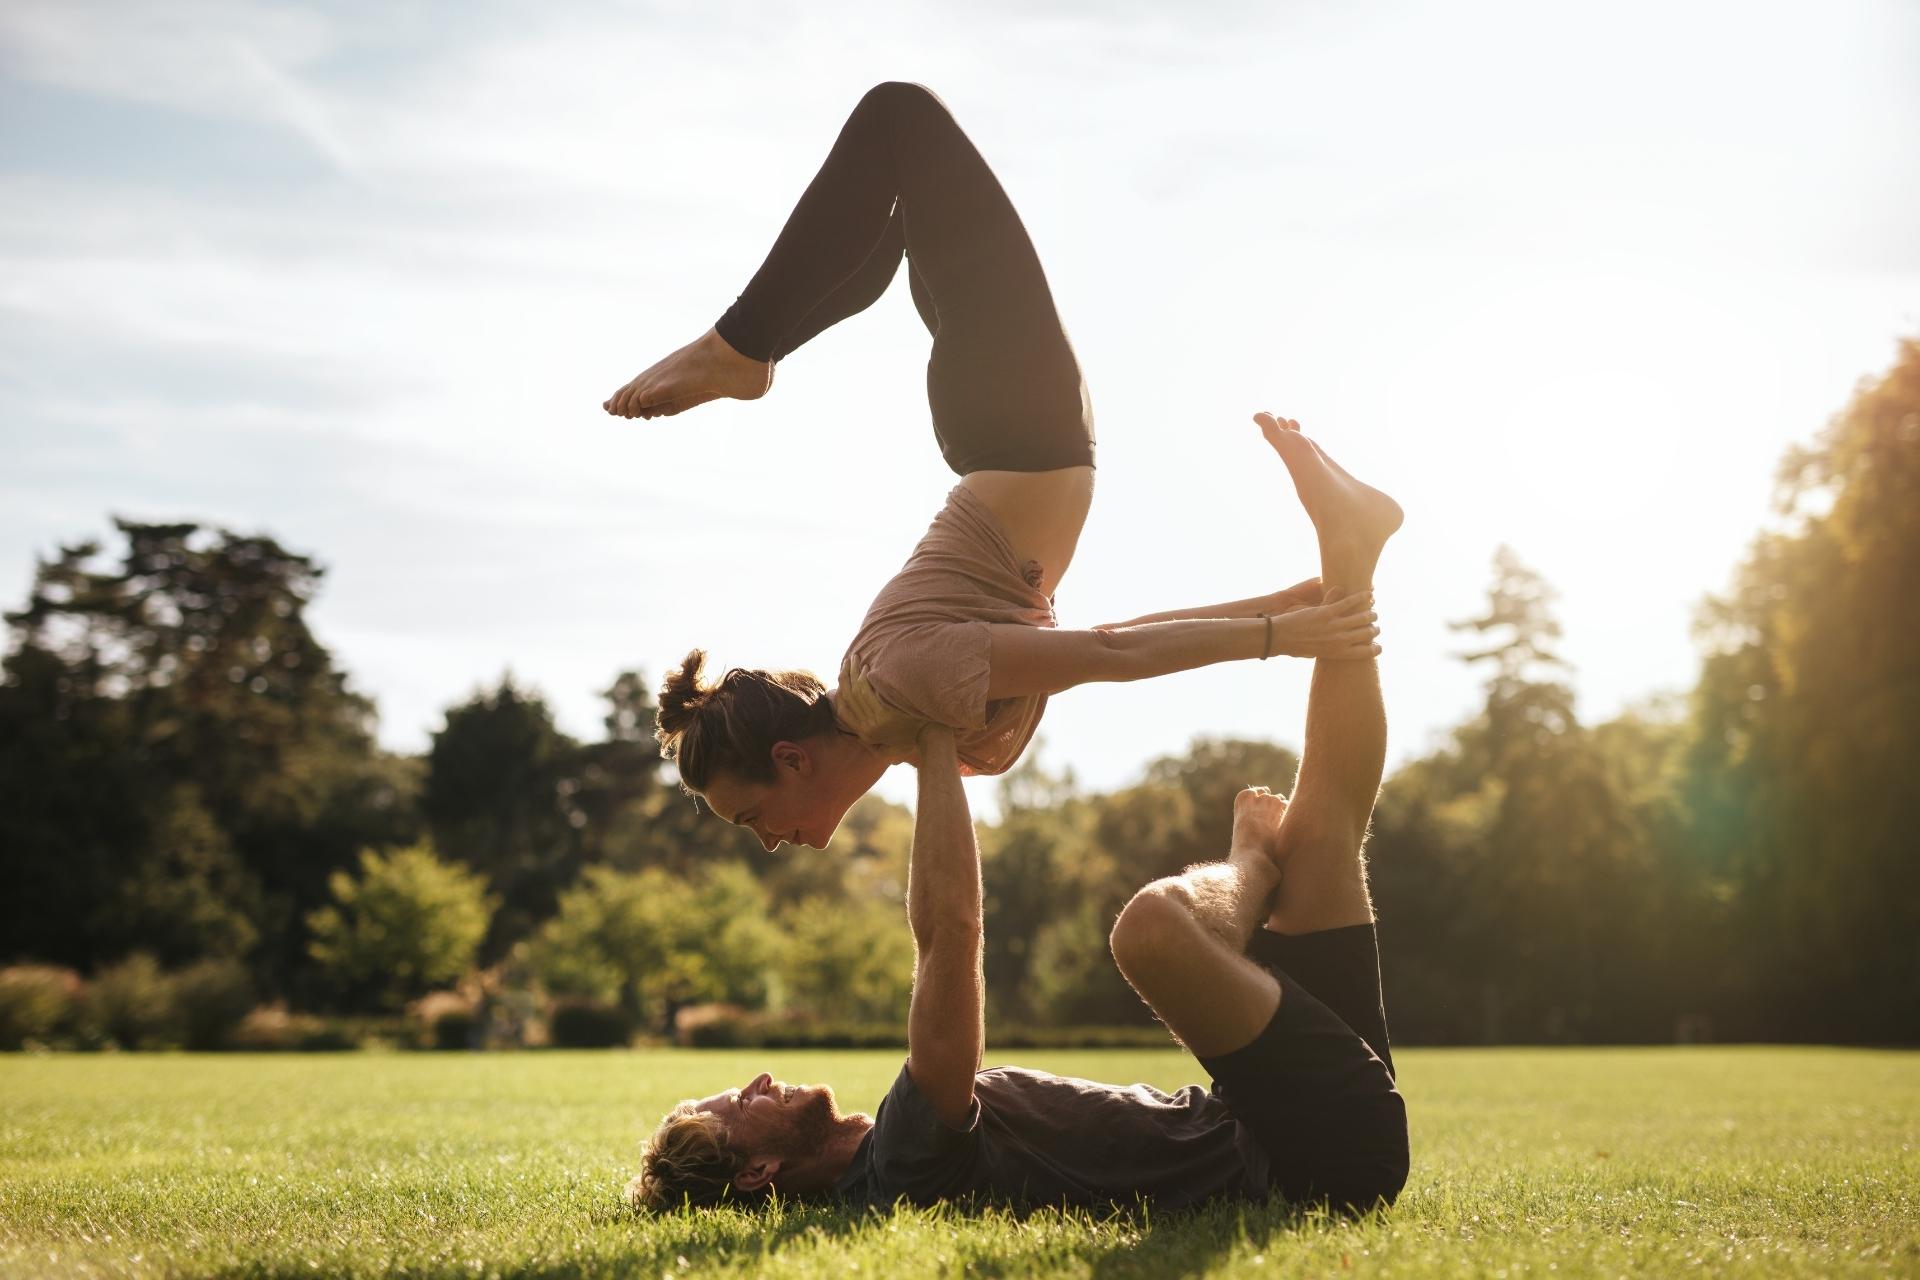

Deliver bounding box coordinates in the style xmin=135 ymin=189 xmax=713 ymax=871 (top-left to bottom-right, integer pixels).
xmin=655 ymin=648 xmax=713 ymax=745
xmin=650 ymin=650 xmax=836 ymax=790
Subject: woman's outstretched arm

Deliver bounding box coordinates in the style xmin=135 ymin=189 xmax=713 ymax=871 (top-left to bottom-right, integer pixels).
xmin=985 ymin=592 xmax=1380 ymax=701
xmin=1095 ymin=577 xmax=1322 ymax=630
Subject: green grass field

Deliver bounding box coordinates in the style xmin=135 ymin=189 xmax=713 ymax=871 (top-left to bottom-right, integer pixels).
xmin=1 ymin=1047 xmax=1913 ymax=1278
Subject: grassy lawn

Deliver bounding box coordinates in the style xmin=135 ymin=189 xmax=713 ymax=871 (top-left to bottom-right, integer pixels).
xmin=1 ymin=1046 xmax=1913 ymax=1278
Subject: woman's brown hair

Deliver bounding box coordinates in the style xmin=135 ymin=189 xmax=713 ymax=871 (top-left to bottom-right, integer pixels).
xmin=655 ymin=648 xmax=839 ymax=792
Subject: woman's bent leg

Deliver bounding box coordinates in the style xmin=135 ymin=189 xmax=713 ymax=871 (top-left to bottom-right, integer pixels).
xmin=766 ymin=207 xmax=935 ymax=362
xmin=718 ymin=82 xmax=1094 ymax=475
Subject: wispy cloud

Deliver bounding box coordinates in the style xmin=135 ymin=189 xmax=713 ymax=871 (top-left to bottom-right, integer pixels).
xmin=223 ymin=34 xmax=360 ymax=178
xmin=0 ymin=0 xmax=358 ymax=174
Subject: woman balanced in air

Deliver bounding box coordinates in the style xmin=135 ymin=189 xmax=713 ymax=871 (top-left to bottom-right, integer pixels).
xmin=604 ymin=82 xmax=1399 ymax=852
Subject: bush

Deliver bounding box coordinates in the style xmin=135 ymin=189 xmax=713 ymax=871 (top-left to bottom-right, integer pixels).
xmin=988 ymin=1024 xmax=1177 ymax=1050
xmin=758 ymin=1019 xmax=906 ymax=1049
xmin=675 ymin=1003 xmax=762 ymax=1048
xmin=430 ymin=1009 xmax=477 ymax=1050
xmin=295 ymin=1020 xmax=366 ymax=1051
xmin=229 ymin=1004 xmax=306 ymax=1051
xmin=229 ymin=1005 xmax=363 ymax=1052
xmin=409 ymin=990 xmax=479 ymax=1050
xmin=306 ymin=843 xmax=495 ymax=1011
xmin=530 ymin=864 xmax=778 ymax=1033
xmin=547 ymin=997 xmax=632 ymax=1048
xmin=0 ymin=965 xmax=80 ymax=1049
xmin=172 ymin=958 xmax=254 ymax=1050
xmin=777 ymin=897 xmax=913 ymax=1025
xmin=83 ymin=954 xmax=180 ymax=1049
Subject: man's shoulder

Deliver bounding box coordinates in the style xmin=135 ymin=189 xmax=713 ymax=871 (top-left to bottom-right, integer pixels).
xmin=839 ymin=1058 xmax=984 ymax=1206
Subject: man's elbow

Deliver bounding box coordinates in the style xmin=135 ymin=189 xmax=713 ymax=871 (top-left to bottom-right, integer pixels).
xmin=910 ymin=905 xmax=983 ymax=951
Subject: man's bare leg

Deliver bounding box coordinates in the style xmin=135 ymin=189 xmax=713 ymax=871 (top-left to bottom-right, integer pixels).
xmin=1108 ymin=663 xmax=1387 ymax=1052
xmin=1108 ymin=788 xmax=1292 ymax=1057
xmin=1252 ymin=411 xmax=1396 ymax=932
xmin=1108 ymin=418 xmax=1397 ymax=1053
xmin=1254 ymin=411 xmax=1402 ymax=595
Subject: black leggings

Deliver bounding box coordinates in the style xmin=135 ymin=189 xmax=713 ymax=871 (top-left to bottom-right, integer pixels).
xmin=715 ymin=82 xmax=1096 ymax=476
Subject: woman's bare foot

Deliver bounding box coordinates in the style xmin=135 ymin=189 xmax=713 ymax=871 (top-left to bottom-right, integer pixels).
xmin=604 ymin=327 xmax=773 ymax=420
xmin=1253 ymin=411 xmax=1403 ymax=590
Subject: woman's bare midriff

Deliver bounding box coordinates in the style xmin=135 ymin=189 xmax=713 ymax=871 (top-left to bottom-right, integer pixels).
xmin=959 ymin=466 xmax=1095 ymax=599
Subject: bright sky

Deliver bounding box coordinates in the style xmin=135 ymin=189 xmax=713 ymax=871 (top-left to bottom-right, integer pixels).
xmin=2 ymin=0 xmax=1916 ymax=813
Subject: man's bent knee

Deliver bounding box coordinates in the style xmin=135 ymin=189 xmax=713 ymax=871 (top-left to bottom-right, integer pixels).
xmin=1109 ymin=877 xmax=1197 ymax=976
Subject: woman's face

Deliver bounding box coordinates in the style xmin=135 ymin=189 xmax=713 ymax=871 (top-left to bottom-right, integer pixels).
xmin=699 ymin=741 xmax=856 ymax=852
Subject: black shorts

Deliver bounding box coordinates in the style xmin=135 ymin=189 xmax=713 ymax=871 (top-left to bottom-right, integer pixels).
xmin=1200 ymin=923 xmax=1409 ymax=1212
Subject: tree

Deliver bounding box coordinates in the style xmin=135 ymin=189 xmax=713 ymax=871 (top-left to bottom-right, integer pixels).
xmin=529 ymin=863 xmax=778 ymax=1032
xmin=977 ymin=750 xmax=1081 ymax=1023
xmin=1684 ymin=338 xmax=1920 ymax=1038
xmin=306 ymin=844 xmax=496 ymax=1010
xmin=1143 ymin=737 xmax=1303 ymax=869
xmin=1367 ymin=550 xmax=1680 ymax=1043
xmin=0 ymin=520 xmax=408 ymax=984
xmin=567 ymin=670 xmax=669 ymax=865
xmin=778 ymin=897 xmax=915 ymax=1025
xmin=424 ymin=676 xmax=581 ymax=954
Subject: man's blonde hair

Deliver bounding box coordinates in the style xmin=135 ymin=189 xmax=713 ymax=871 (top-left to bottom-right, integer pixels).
xmin=628 ymin=1102 xmax=745 ymax=1212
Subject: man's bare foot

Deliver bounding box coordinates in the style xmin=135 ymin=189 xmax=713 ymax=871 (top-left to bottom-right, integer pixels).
xmin=1253 ymin=411 xmax=1403 ymax=590
xmin=604 ymin=327 xmax=773 ymax=420
xmin=1231 ymin=785 xmax=1291 ymax=873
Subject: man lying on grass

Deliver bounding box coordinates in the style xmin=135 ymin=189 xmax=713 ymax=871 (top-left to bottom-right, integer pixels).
xmin=632 ymin=425 xmax=1406 ymax=1214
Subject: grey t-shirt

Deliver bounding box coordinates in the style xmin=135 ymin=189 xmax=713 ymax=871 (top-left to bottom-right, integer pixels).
xmin=834 ymin=1060 xmax=1269 ymax=1210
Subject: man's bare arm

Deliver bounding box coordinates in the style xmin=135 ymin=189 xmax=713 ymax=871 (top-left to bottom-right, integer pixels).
xmin=904 ymin=724 xmax=984 ymax=1129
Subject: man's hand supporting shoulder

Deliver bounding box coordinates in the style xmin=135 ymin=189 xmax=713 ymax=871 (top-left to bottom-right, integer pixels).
xmin=904 ymin=724 xmax=985 ymax=1129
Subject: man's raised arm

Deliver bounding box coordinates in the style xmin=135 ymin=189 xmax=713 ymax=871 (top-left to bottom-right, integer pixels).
xmin=904 ymin=724 xmax=984 ymax=1128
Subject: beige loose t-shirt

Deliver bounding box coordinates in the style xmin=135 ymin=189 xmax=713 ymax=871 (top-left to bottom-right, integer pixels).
xmin=834 ymin=485 xmax=1056 ymax=776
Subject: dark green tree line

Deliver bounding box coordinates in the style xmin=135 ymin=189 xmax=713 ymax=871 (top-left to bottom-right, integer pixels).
xmin=2 ymin=339 xmax=1915 ymax=1042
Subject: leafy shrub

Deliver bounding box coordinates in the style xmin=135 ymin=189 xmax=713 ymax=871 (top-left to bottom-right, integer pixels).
xmin=0 ymin=965 xmax=80 ymax=1049
xmin=758 ymin=1019 xmax=906 ymax=1049
xmin=172 ymin=958 xmax=254 ymax=1050
xmin=530 ymin=864 xmax=777 ymax=1033
xmin=988 ymin=1024 xmax=1177 ymax=1050
xmin=306 ymin=843 xmax=495 ymax=1011
xmin=430 ymin=1009 xmax=477 ymax=1050
xmin=409 ymin=989 xmax=478 ymax=1050
xmin=777 ymin=897 xmax=913 ymax=1025
xmin=547 ymin=997 xmax=632 ymax=1048
xmin=295 ymin=1024 xmax=360 ymax=1051
xmin=229 ymin=1004 xmax=302 ymax=1050
xmin=676 ymin=1003 xmax=762 ymax=1048
xmin=229 ymin=1005 xmax=361 ymax=1051
xmin=82 ymin=953 xmax=180 ymax=1049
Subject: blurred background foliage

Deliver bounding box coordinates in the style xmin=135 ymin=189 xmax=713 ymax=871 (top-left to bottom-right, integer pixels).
xmin=1 ymin=342 xmax=1915 ymax=1050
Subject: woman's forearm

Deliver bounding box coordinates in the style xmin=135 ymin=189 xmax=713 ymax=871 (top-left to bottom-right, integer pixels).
xmin=987 ymin=617 xmax=1265 ymax=700
xmin=1095 ymin=577 xmax=1320 ymax=630
xmin=1090 ymin=616 xmax=1270 ymax=683
xmin=1097 ymin=591 xmax=1278 ymax=630
xmin=985 ymin=593 xmax=1374 ymax=700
